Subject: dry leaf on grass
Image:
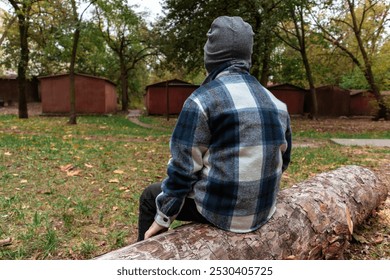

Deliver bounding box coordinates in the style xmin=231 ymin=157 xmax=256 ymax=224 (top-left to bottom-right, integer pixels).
xmin=0 ymin=237 xmax=12 ymax=247
xmin=109 ymin=179 xmax=120 ymax=183
xmin=59 ymin=164 xmax=82 ymax=176
xmin=60 ymin=164 xmax=74 ymax=172
xmin=67 ymin=169 xmax=82 ymax=177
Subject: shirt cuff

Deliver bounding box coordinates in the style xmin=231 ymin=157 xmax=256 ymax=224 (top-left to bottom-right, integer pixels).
xmin=155 ymin=211 xmax=173 ymax=228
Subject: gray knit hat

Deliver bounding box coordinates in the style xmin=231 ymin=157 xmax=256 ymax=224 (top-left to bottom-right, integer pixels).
xmin=204 ymin=16 xmax=254 ymax=73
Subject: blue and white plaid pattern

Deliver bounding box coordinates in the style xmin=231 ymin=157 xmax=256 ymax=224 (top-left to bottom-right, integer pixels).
xmin=155 ymin=68 xmax=292 ymax=233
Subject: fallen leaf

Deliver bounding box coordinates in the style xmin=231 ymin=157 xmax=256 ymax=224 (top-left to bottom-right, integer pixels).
xmin=4 ymin=152 xmax=12 ymax=156
xmin=113 ymin=169 xmax=125 ymax=174
xmin=84 ymin=163 xmax=93 ymax=168
xmin=0 ymin=237 xmax=12 ymax=247
xmin=109 ymin=179 xmax=120 ymax=183
xmin=67 ymin=169 xmax=81 ymax=177
xmin=60 ymin=164 xmax=74 ymax=172
xmin=20 ymin=179 xmax=28 ymax=184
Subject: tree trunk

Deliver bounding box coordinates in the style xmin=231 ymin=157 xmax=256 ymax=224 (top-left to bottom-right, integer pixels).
xmin=297 ymin=7 xmax=318 ymax=119
xmin=68 ymin=0 xmax=80 ymax=125
xmin=120 ymin=62 xmax=129 ymax=112
xmin=251 ymin=12 xmax=272 ymax=87
xmin=347 ymin=0 xmax=388 ymax=120
xmin=68 ymin=28 xmax=79 ymax=125
xmin=302 ymin=53 xmax=318 ymax=119
xmin=17 ymin=14 xmax=29 ymax=119
xmin=95 ymin=165 xmax=388 ymax=260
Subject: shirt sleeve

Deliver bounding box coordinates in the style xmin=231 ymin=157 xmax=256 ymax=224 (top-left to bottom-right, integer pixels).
xmin=282 ymin=116 xmax=292 ymax=172
xmin=154 ymin=97 xmax=210 ymax=227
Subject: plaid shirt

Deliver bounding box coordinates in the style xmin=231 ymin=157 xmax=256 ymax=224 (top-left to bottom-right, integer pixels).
xmin=155 ymin=67 xmax=292 ymax=233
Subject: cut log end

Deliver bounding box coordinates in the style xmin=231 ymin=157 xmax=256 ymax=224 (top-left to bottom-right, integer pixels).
xmin=95 ymin=165 xmax=388 ymax=260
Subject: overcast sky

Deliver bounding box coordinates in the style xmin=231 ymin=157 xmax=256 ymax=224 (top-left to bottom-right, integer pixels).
xmin=131 ymin=0 xmax=163 ymax=21
xmin=0 ymin=1 xmax=164 ymax=21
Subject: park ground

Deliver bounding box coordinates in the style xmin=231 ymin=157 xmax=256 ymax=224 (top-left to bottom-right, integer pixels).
xmin=0 ymin=102 xmax=389 ymax=259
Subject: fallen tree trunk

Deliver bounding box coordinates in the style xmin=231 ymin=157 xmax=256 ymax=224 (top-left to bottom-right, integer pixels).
xmin=96 ymin=165 xmax=388 ymax=260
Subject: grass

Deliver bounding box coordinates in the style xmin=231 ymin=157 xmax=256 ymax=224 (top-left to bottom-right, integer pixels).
xmin=0 ymin=114 xmax=389 ymax=259
xmin=1 ymin=114 xmax=171 ymax=259
xmin=294 ymin=130 xmax=390 ymax=139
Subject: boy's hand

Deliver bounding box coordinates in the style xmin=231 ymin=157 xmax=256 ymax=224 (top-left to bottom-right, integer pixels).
xmin=144 ymin=221 xmax=168 ymax=240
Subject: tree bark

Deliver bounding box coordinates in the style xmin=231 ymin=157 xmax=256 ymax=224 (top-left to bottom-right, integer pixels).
xmin=95 ymin=165 xmax=388 ymax=260
xmin=68 ymin=0 xmax=80 ymax=125
xmin=16 ymin=7 xmax=29 ymax=119
xmin=120 ymin=60 xmax=129 ymax=112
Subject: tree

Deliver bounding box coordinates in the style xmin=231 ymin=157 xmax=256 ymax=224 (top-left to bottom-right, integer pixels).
xmin=76 ymin=21 xmax=114 ymax=78
xmin=157 ymin=0 xmax=284 ymax=86
xmin=314 ymin=0 xmax=390 ymax=120
xmin=375 ymin=40 xmax=390 ymax=90
xmin=25 ymin=1 xmax=111 ymax=78
xmin=27 ymin=0 xmax=73 ymax=76
xmin=6 ymin=0 xmax=44 ymax=118
xmin=275 ymin=0 xmax=319 ymax=118
xmin=271 ymin=46 xmax=307 ymax=87
xmin=94 ymin=0 xmax=157 ymax=112
xmin=67 ymin=0 xmax=80 ymax=125
xmin=0 ymin=14 xmax=16 ymax=46
xmin=248 ymin=0 xmax=283 ymax=86
xmin=66 ymin=0 xmax=97 ymax=125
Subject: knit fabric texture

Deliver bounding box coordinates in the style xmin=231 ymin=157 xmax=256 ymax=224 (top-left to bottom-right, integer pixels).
xmin=204 ymin=16 xmax=254 ymax=74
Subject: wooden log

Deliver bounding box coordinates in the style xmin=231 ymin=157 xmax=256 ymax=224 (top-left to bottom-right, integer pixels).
xmin=95 ymin=165 xmax=388 ymax=260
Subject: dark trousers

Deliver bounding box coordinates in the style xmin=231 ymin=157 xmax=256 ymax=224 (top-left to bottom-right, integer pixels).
xmin=137 ymin=182 xmax=209 ymax=241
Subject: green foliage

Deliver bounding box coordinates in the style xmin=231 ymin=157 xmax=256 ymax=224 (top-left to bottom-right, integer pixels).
xmin=93 ymin=0 xmax=157 ymax=109
xmin=373 ymin=40 xmax=390 ymax=91
xmin=340 ymin=67 xmax=370 ymax=90
xmin=272 ymin=48 xmax=307 ymax=87
xmin=156 ymin=0 xmax=285 ymax=84
xmin=314 ymin=0 xmax=390 ymax=95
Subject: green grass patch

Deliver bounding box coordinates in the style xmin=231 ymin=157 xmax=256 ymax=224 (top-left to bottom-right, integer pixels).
xmin=294 ymin=129 xmax=390 ymax=139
